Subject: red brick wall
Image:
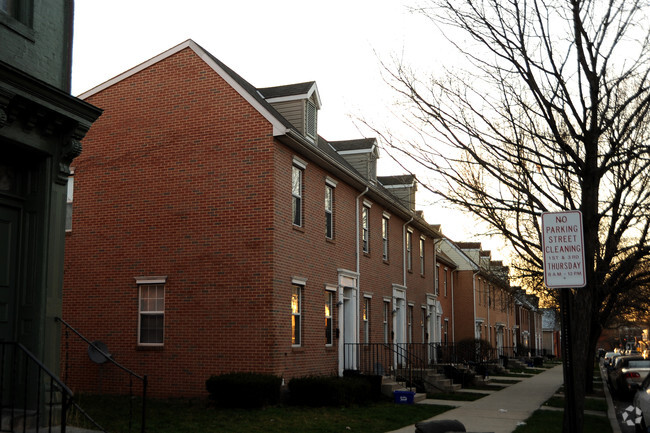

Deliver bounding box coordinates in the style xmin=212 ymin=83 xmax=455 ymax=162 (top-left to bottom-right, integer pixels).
xmin=453 ymin=270 xmax=477 ymax=342
xmin=64 ymin=47 xmax=280 ymax=397
xmin=63 ymin=46 xmax=443 ymax=398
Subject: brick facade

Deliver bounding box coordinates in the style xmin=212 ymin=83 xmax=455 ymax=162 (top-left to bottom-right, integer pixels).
xmin=62 ymin=41 xmax=448 ymax=398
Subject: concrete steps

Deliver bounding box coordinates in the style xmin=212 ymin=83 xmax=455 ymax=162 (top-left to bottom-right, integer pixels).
xmin=380 ymin=376 xmax=426 ymax=403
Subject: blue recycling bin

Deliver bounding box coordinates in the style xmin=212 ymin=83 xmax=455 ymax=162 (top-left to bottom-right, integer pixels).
xmin=393 ymin=390 xmax=415 ymax=404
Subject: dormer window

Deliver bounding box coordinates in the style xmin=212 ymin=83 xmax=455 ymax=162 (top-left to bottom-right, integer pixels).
xmin=306 ymin=100 xmax=317 ymax=139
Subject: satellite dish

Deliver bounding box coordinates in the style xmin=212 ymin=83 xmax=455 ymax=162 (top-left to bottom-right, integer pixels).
xmin=88 ymin=340 xmax=111 ymax=364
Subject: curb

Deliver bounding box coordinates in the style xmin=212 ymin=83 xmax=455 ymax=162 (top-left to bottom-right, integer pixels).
xmin=600 ymin=365 xmax=623 ymax=433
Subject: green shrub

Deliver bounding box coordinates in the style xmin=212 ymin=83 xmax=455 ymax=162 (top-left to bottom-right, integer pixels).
xmin=205 ymin=372 xmax=282 ymax=408
xmin=288 ymin=375 xmax=379 ymax=407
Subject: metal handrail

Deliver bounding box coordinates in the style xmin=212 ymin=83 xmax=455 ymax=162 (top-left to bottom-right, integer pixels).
xmin=55 ymin=316 xmax=148 ymax=433
xmin=0 ymin=341 xmax=74 ymax=432
xmin=55 ymin=317 xmax=145 ymax=381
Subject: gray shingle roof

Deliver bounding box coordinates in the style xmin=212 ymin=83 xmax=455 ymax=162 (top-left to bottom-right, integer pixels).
xmin=329 ymin=138 xmax=376 ymax=152
xmin=258 ymin=82 xmax=316 ymax=99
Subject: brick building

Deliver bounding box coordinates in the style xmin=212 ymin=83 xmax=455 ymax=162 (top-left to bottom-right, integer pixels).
xmin=62 ymin=40 xmax=457 ymax=398
xmin=438 ymin=239 xmax=538 ymax=357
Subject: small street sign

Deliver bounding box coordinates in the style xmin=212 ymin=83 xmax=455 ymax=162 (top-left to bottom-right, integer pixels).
xmin=541 ymin=211 xmax=587 ymax=288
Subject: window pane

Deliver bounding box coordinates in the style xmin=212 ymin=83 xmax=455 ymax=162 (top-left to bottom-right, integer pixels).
xmin=140 ymin=314 xmax=164 ymax=344
xmin=325 ymin=186 xmax=332 ymax=211
xmin=292 ymin=166 xmax=301 ymax=196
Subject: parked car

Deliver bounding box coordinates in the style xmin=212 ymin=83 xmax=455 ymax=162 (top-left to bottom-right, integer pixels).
xmin=609 ymin=356 xmax=650 ymax=398
xmin=632 ymin=373 xmax=650 ymax=432
xmin=604 ymin=351 xmax=622 ymax=371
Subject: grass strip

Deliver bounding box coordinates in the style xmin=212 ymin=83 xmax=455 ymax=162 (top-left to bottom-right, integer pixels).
xmin=512 ymin=409 xmax=611 ymax=433
xmin=542 ymin=396 xmax=608 ymax=412
xmin=69 ymin=395 xmax=454 ymax=433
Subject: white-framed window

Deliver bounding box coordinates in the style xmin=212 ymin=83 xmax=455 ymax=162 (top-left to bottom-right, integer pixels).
xmin=419 ymin=237 xmax=425 ymax=275
xmin=325 ymin=291 xmax=333 ymax=346
xmin=444 ymin=319 xmax=449 ymax=344
xmin=383 ymin=300 xmax=390 ymax=343
xmin=325 ymin=184 xmax=333 ymax=239
xmin=292 ymin=165 xmax=303 ymax=227
xmin=421 ymin=307 xmax=427 ymax=341
xmin=382 ymin=215 xmax=390 ymax=261
xmin=137 ymin=279 xmax=166 ymax=346
xmin=444 ymin=267 xmax=448 ymax=297
xmin=407 ymin=305 xmax=414 ymax=343
xmin=362 ymin=205 xmax=370 ymax=253
xmin=406 ymin=230 xmax=413 ymax=272
xmin=435 ymin=264 xmax=440 ymax=296
xmin=292 ymin=284 xmax=302 ymax=346
xmin=363 ymin=297 xmax=370 ymax=344
xmin=65 ymin=171 xmax=74 ymax=231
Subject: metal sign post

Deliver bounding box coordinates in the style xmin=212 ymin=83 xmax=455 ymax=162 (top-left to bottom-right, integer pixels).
xmin=541 ymin=211 xmax=586 ymax=433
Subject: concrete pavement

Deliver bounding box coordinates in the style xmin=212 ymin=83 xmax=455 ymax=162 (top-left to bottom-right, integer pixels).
xmin=386 ymin=364 xmax=565 ymax=433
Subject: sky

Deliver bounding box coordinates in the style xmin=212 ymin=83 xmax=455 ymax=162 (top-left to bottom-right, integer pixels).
xmin=71 ymin=0 xmax=502 ymax=257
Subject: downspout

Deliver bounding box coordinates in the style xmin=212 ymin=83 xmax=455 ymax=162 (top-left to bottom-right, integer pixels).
xmin=433 ymin=238 xmax=439 ymax=344
xmin=402 ymin=217 xmax=414 ymax=287
xmin=472 ymin=270 xmax=480 ymax=339
xmin=451 ymin=269 xmax=457 ymax=343
xmin=487 ymin=283 xmax=490 ymax=345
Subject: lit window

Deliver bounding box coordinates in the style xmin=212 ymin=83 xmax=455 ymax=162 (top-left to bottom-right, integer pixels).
xmin=363 ymin=298 xmax=370 ymax=344
xmin=139 ymin=283 xmax=165 ymax=345
xmin=382 ymin=216 xmax=389 ymax=261
xmin=292 ymin=166 xmax=303 ymax=227
xmin=292 ymin=285 xmax=302 ymax=345
xmin=325 ymin=184 xmax=333 ymax=239
xmin=325 ymin=291 xmax=333 ymax=346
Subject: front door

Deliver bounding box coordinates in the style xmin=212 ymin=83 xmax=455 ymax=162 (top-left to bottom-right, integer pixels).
xmin=0 ymin=204 xmax=19 ymax=342
xmin=339 ymin=273 xmax=358 ymax=374
xmin=393 ymin=289 xmax=406 ymax=367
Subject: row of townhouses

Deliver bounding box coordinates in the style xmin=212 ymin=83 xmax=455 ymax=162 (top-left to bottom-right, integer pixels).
xmin=60 ymin=40 xmax=546 ymax=398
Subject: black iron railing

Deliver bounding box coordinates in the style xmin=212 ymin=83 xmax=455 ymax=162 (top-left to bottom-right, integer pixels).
xmin=55 ymin=317 xmax=148 ymax=433
xmin=0 ymin=341 xmax=74 ymax=432
xmin=346 ymin=342 xmax=547 ymax=378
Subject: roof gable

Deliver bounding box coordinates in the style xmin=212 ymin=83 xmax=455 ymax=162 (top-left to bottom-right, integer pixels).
xmin=78 ymin=39 xmax=292 ymax=136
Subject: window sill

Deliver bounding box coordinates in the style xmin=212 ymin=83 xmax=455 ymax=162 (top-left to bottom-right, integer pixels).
xmin=292 ymin=225 xmax=305 ymax=233
xmin=291 ymin=346 xmax=304 ymax=353
xmin=136 ymin=345 xmax=164 ymax=351
xmin=326 ymin=237 xmax=335 ymax=244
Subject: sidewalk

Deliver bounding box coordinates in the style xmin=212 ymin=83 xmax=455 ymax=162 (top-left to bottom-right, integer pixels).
xmin=386 ymin=364 xmax=565 ymax=433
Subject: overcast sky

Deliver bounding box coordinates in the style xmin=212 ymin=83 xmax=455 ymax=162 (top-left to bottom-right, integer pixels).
xmin=71 ymin=0 xmax=497 ymax=254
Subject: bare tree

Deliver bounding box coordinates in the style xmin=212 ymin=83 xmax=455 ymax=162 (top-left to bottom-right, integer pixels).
xmin=375 ymin=1 xmax=650 ymax=431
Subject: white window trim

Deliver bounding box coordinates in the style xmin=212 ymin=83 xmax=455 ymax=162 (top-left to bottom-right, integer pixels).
xmin=137 ymin=278 xmax=167 ymax=347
